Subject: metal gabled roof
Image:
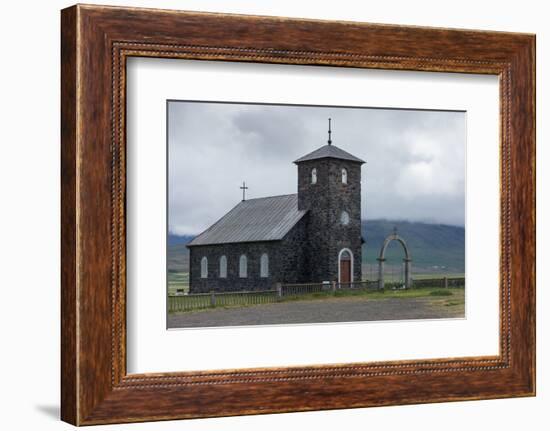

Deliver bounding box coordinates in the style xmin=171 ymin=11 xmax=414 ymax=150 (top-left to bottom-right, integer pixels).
xmin=187 ymin=194 xmax=307 ymax=247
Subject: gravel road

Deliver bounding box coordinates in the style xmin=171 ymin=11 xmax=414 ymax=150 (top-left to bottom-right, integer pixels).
xmin=168 ymin=296 xmax=464 ymax=329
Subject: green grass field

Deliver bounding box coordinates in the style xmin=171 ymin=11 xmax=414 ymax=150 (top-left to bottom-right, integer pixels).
xmin=168 ymin=284 xmax=465 ymax=314
xmin=410 ymin=272 xmax=464 ymax=279
xmin=168 ymin=272 xmax=189 ymax=296
xmin=273 ymin=287 xmax=465 ymax=310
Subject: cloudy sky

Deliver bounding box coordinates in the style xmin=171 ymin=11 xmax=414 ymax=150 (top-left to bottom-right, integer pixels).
xmin=168 ymin=101 xmax=465 ymax=237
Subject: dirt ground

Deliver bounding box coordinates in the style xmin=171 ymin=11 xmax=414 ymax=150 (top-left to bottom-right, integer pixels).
xmin=167 ymin=294 xmax=465 ymax=329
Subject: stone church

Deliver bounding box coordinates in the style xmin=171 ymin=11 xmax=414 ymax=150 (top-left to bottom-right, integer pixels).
xmin=187 ymin=122 xmax=365 ymax=293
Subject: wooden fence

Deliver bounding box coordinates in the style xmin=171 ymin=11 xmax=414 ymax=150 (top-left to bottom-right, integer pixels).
xmin=278 ymin=282 xmax=328 ymax=298
xmin=338 ymin=280 xmax=380 ymax=290
xmin=279 ymin=280 xmax=379 ymax=298
xmin=167 ymin=277 xmax=465 ymax=313
xmin=168 ymin=289 xmax=278 ymax=313
xmin=411 ymin=277 xmax=465 ymax=289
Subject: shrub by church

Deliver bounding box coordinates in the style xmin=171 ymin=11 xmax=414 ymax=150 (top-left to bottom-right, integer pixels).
xmin=187 ymin=125 xmax=365 ymax=293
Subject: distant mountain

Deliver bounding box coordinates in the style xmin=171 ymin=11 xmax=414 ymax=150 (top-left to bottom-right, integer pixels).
xmin=362 ymin=220 xmax=464 ymax=273
xmin=168 ymin=234 xmax=194 ymax=247
xmin=167 ymin=234 xmax=193 ymax=272
xmin=167 ymin=220 xmax=465 ymax=274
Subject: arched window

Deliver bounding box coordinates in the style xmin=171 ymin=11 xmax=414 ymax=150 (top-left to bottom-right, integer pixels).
xmin=239 ymin=255 xmax=248 ymax=278
xmin=340 ymin=211 xmax=350 ymax=226
xmin=342 ymin=168 xmax=348 ymax=184
xmin=260 ymin=253 xmax=269 ymax=278
xmin=200 ymin=257 xmax=208 ymax=278
xmin=311 ymin=168 xmax=317 ymax=184
xmin=219 ymin=255 xmax=227 ymax=278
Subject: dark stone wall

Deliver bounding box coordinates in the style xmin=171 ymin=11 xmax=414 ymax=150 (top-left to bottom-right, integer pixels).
xmin=326 ymin=160 xmax=363 ymax=282
xmin=189 ymin=242 xmax=278 ymax=293
xmin=297 ymin=159 xmax=331 ymax=282
xmin=188 ymin=216 xmax=308 ymax=293
xmin=277 ymin=215 xmax=309 ymax=283
xmin=296 ymin=158 xmax=363 ymax=282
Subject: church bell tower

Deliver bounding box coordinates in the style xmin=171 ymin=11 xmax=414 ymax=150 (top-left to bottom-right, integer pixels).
xmin=294 ymin=119 xmax=365 ymax=283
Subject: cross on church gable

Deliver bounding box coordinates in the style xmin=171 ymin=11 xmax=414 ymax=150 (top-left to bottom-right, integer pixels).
xmin=240 ymin=181 xmax=249 ymax=201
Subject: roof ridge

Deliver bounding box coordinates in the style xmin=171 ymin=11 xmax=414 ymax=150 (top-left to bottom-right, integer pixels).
xmin=243 ymin=193 xmax=297 ymax=202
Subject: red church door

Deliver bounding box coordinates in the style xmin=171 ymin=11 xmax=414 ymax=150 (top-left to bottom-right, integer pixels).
xmin=340 ymin=250 xmax=352 ymax=284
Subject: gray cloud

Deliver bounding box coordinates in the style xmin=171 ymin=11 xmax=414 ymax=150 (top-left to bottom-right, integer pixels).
xmin=168 ymin=101 xmax=465 ymax=236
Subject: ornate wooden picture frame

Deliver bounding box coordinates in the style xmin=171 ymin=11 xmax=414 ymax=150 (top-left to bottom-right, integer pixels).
xmin=61 ymin=4 xmax=535 ymax=425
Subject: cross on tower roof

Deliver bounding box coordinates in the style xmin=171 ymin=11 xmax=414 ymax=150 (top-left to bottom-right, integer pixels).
xmin=240 ymin=181 xmax=249 ymax=201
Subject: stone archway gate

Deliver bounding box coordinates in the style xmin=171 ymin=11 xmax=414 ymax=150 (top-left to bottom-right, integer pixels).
xmin=377 ymin=231 xmax=412 ymax=289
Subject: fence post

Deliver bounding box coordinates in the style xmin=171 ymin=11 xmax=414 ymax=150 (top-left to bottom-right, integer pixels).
xmin=332 ymin=281 xmax=337 ymax=294
xmin=210 ymin=291 xmax=216 ymax=307
xmin=444 ymin=277 xmax=449 ymax=289
xmin=276 ymin=283 xmax=282 ymax=301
